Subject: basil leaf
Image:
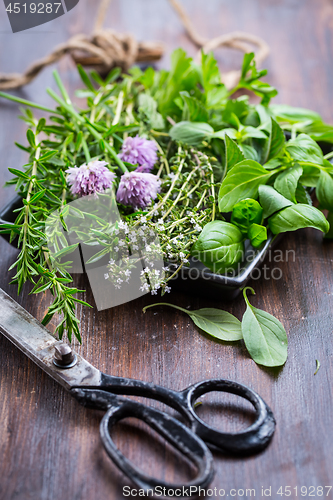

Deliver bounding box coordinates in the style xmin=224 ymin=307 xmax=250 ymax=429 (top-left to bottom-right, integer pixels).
xmin=224 ymin=135 xmax=245 ymax=170
xmin=324 ymin=212 xmax=333 ymax=239
xmin=262 ymin=118 xmax=285 ymax=163
xmin=248 ymin=223 xmax=267 ymax=248
xmin=218 ymin=160 xmax=272 ymax=213
xmin=143 ymin=303 xmax=242 ymax=341
xmin=241 ymin=52 xmax=255 ymax=79
xmin=270 ymin=104 xmax=321 ymax=124
xmin=213 ymin=128 xmax=238 ymax=140
xmin=188 ymin=309 xmax=242 ymax=341
xmin=259 ymin=185 xmax=293 ymax=218
xmin=299 ymin=164 xmax=321 ymax=187
xmin=274 ymin=164 xmax=303 ymax=202
xmin=316 ymin=170 xmax=333 ymax=211
xmin=192 ymin=221 xmax=244 ymax=274
xmin=242 ymin=287 xmax=288 ymax=367
xmin=285 ymin=133 xmax=324 ymax=165
xmin=169 ymin=121 xmax=214 ymax=145
xmin=239 ymin=144 xmax=259 ymax=162
xmin=268 ymin=204 xmax=329 ymax=234
xmin=231 ymin=199 xmax=263 ymax=234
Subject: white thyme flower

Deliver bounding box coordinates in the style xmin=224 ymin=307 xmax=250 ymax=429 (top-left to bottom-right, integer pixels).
xmin=165 ymin=286 xmax=171 ymax=293
xmin=124 ymin=269 xmax=131 ymax=277
xmin=151 ymin=289 xmax=158 ymax=295
xmin=118 ymin=240 xmax=125 ymax=247
xmin=132 ymin=244 xmax=139 ymax=250
xmin=104 ymin=273 xmax=109 ymax=280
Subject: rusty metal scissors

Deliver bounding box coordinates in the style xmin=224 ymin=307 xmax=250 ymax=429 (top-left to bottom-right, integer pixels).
xmin=0 ymin=288 xmax=275 ymax=494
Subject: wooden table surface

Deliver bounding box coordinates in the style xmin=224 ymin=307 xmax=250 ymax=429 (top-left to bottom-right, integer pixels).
xmin=1 ymin=1 xmax=333 ymax=499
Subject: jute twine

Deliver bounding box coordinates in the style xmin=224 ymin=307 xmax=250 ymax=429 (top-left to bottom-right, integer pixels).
xmin=0 ymin=0 xmax=269 ymax=91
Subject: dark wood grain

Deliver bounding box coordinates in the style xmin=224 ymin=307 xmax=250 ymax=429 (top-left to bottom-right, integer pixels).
xmin=1 ymin=1 xmax=333 ymax=499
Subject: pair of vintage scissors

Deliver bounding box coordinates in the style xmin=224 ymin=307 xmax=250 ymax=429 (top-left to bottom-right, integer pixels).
xmin=0 ymin=288 xmax=275 ymax=494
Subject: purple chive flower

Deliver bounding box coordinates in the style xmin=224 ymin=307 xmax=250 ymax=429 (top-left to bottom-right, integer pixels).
xmin=119 ymin=135 xmax=158 ymax=173
xmin=66 ymin=160 xmax=116 ymax=197
xmin=116 ymin=171 xmax=161 ymax=209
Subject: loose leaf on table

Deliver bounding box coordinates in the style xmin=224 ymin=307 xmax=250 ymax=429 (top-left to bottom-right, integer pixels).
xmin=169 ymin=121 xmax=214 ymax=146
xmin=143 ymin=303 xmax=242 ymax=341
xmin=268 ymin=204 xmax=329 ymax=234
xmin=241 ymin=287 xmax=288 ymax=367
xmin=316 ymin=170 xmax=333 ymax=211
xmin=248 ymin=223 xmax=267 ymax=248
xmin=231 ymin=198 xmax=263 ymax=234
xmin=191 ymin=220 xmax=244 ymax=274
xmin=258 ymin=185 xmax=293 ymax=218
xmin=218 ymin=160 xmax=272 ymax=212
xmin=285 ymin=133 xmax=324 ymax=165
xmin=274 ymin=164 xmax=303 ymax=202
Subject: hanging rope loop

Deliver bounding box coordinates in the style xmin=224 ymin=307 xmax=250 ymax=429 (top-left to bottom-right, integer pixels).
xmin=0 ymin=0 xmax=269 ymax=91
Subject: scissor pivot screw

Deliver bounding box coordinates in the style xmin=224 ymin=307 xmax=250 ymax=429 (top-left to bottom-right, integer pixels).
xmin=53 ymin=344 xmax=77 ymax=369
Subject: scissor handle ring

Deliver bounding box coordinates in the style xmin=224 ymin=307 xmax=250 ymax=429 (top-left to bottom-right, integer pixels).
xmin=100 ymin=398 xmax=214 ymax=492
xmin=182 ymin=379 xmax=276 ymax=454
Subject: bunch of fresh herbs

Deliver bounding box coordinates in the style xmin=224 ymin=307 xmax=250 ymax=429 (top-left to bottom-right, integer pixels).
xmin=1 ymin=49 xmax=332 ymax=367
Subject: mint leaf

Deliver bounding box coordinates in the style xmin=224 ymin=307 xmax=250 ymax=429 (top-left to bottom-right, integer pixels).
xmin=169 ymin=121 xmax=214 ymax=146
xmin=192 ymin=221 xmax=244 ymax=274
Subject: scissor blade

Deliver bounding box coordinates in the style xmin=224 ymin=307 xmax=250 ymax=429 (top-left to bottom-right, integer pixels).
xmin=0 ymin=288 xmax=101 ymax=390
